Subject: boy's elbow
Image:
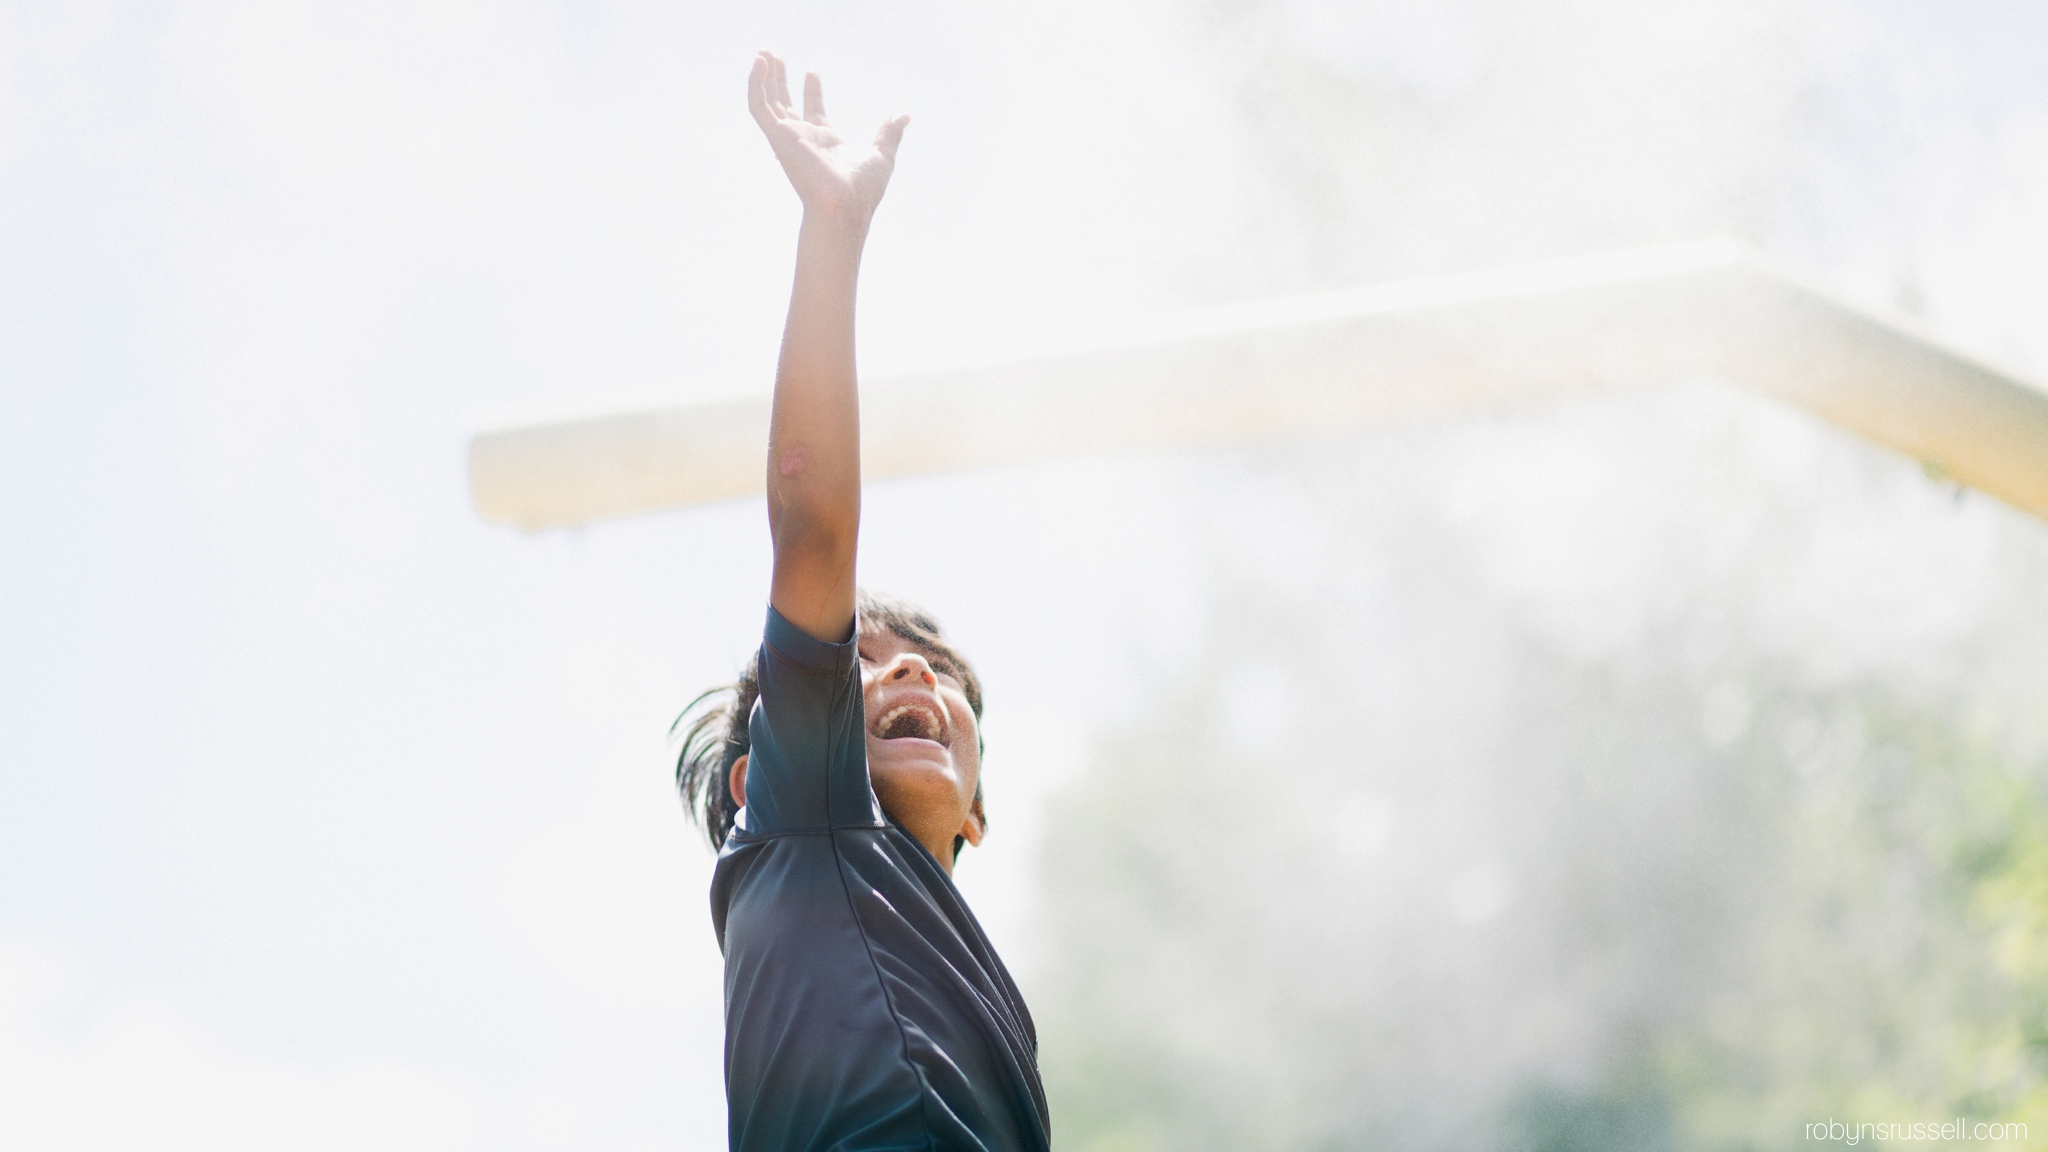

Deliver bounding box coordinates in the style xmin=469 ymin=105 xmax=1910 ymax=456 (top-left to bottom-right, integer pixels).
xmin=768 ymin=489 xmax=857 ymax=564
xmin=772 ymin=519 xmax=855 ymax=568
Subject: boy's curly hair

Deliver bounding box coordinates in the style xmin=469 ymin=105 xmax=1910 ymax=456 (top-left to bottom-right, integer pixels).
xmin=674 ymin=590 xmax=986 ymax=860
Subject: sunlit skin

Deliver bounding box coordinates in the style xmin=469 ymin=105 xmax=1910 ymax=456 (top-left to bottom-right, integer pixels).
xmin=730 ymin=53 xmax=987 ymax=872
xmin=729 ymin=629 xmax=986 ymax=871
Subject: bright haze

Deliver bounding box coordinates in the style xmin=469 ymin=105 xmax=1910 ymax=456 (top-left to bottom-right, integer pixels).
xmin=4 ymin=1 xmax=2047 ymax=1150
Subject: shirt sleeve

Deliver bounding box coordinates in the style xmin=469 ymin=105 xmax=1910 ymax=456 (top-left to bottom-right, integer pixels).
xmin=734 ymin=605 xmax=885 ymax=836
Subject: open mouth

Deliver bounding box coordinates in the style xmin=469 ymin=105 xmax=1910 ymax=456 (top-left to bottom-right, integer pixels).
xmin=872 ymin=699 xmax=946 ymax=743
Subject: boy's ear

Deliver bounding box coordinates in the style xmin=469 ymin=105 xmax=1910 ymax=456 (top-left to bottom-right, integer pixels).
xmin=729 ymin=754 xmax=750 ymax=809
xmin=958 ymin=795 xmax=985 ymax=848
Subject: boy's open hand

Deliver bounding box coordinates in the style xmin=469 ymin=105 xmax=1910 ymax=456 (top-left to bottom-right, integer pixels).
xmin=749 ymin=51 xmax=909 ymax=221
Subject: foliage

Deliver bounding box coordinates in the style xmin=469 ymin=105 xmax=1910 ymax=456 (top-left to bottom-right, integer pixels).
xmin=1027 ymin=398 xmax=2048 ymax=1151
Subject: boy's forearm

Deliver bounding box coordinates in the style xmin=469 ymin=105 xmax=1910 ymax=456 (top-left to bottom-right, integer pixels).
xmin=766 ymin=206 xmax=872 ymax=642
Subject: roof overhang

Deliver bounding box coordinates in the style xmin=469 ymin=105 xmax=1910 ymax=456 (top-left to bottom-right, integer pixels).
xmin=468 ymin=242 xmax=2048 ymax=531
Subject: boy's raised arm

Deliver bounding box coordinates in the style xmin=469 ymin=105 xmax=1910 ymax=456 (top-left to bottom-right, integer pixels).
xmin=749 ymin=51 xmax=909 ymax=643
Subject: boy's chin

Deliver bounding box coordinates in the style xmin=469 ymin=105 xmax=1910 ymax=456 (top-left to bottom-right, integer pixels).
xmin=869 ymin=740 xmax=968 ymax=823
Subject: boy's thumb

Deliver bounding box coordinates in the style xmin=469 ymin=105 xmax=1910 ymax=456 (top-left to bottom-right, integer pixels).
xmin=875 ymin=114 xmax=910 ymax=156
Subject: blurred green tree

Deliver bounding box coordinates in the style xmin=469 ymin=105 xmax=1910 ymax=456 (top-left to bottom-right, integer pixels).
xmin=1027 ymin=393 xmax=2048 ymax=1152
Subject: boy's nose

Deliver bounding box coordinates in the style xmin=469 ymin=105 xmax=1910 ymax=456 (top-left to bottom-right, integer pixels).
xmin=886 ymin=654 xmax=937 ymax=686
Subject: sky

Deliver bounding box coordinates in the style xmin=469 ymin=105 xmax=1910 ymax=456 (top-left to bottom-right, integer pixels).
xmin=4 ymin=1 xmax=2048 ymax=1149
xmin=1 ymin=3 xmax=1230 ymax=1146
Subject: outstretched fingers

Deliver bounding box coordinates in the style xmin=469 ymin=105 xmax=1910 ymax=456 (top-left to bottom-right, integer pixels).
xmin=803 ymin=72 xmax=828 ymax=125
xmin=769 ymin=53 xmax=793 ymax=117
xmin=748 ymin=54 xmax=777 ymax=130
xmin=873 ymin=114 xmax=910 ymax=160
xmin=751 ymin=52 xmax=909 ymax=185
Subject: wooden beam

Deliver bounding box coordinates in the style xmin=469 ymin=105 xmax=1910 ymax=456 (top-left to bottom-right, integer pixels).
xmin=468 ymin=243 xmax=2048 ymax=530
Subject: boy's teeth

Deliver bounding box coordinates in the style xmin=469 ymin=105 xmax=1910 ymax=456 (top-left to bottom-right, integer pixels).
xmin=876 ymin=702 xmax=939 ymax=739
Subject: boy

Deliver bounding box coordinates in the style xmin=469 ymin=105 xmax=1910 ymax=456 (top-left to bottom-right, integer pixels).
xmin=673 ymin=53 xmax=1051 ymax=1151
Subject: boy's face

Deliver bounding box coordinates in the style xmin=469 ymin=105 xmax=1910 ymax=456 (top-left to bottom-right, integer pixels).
xmin=858 ymin=627 xmax=983 ymax=870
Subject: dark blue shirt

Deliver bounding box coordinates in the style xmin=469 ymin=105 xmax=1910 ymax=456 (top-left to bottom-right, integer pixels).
xmin=710 ymin=607 xmax=1050 ymax=1151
